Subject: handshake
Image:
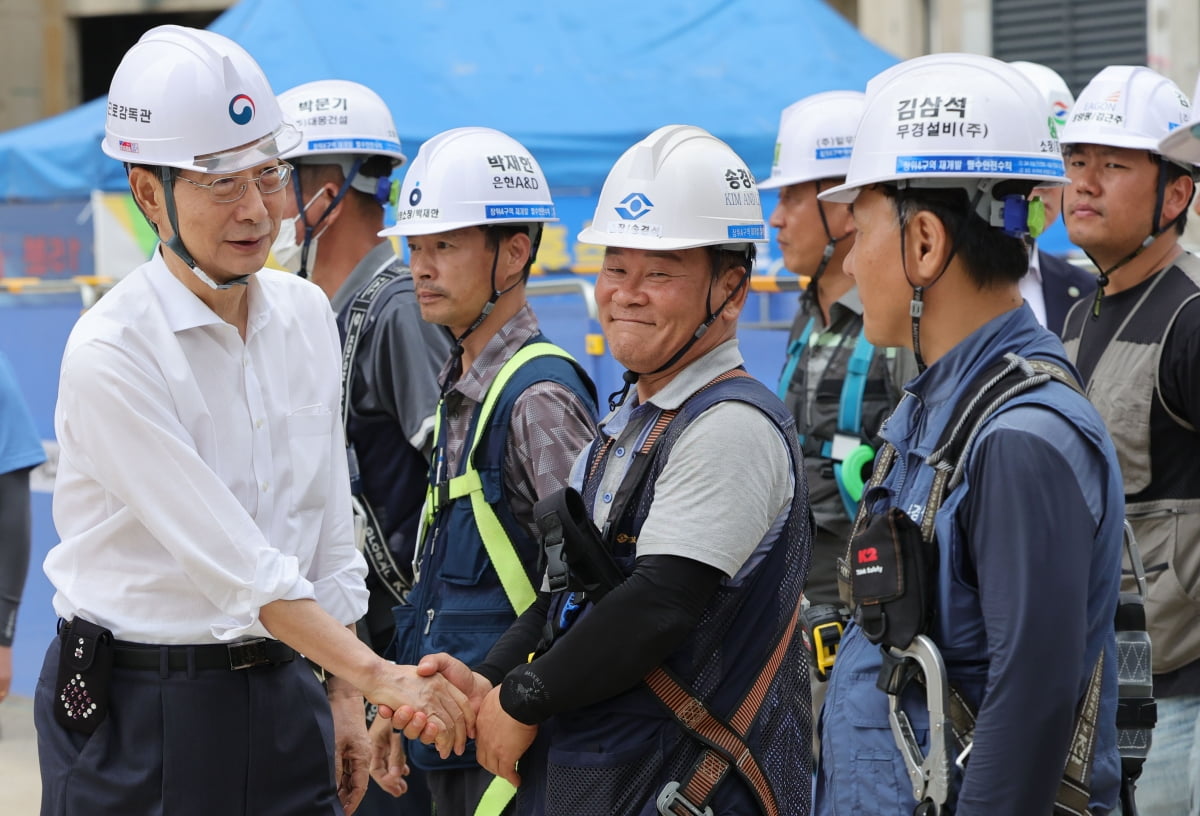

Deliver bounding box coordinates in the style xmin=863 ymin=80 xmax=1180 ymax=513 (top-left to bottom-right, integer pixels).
xmin=366 ymin=652 xmax=536 ymax=797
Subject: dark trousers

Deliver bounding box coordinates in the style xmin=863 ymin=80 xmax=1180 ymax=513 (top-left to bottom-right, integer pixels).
xmin=35 ymin=637 xmax=340 ymax=816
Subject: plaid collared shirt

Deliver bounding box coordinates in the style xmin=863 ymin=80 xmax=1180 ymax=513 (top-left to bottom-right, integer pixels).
xmin=437 ymin=303 xmax=596 ymax=539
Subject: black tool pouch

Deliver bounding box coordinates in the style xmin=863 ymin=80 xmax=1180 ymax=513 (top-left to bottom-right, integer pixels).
xmin=535 ymin=487 xmax=625 ymax=601
xmin=849 ymin=506 xmax=938 ymax=650
xmin=54 ymin=618 xmax=115 ymax=736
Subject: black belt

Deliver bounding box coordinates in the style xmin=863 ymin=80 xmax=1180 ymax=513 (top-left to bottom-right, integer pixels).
xmin=110 ymin=637 xmax=296 ymax=672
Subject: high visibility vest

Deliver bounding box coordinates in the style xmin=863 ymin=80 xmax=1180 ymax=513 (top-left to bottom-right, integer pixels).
xmin=396 ymin=338 xmax=595 ymax=794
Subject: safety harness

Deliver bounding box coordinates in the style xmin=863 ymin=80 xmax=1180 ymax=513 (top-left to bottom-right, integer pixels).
xmin=420 ymin=342 xmax=586 ymax=816
xmin=420 ymin=342 xmax=581 ymax=616
xmin=339 ymin=258 xmax=416 ymax=604
xmin=840 ymin=353 xmax=1121 ymax=815
xmin=779 ymin=317 xmax=879 ymax=518
xmin=553 ymin=369 xmax=801 ymax=816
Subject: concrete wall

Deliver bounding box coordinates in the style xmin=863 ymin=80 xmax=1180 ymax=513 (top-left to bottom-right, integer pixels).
xmin=0 ymin=0 xmax=230 ymax=134
xmin=1148 ymin=0 xmax=1200 ymax=96
xmin=854 ymin=0 xmax=1199 ymax=95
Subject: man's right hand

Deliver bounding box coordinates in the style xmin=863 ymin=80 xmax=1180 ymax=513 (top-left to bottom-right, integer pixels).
xmin=417 ymin=652 xmax=493 ymax=712
xmin=363 ymin=662 xmax=476 ymax=759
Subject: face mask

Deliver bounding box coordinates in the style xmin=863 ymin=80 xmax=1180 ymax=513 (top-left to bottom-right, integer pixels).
xmin=270 ymin=189 xmax=328 ymax=275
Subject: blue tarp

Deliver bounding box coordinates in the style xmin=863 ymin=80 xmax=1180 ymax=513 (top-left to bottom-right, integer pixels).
xmin=0 ymin=0 xmax=898 ymax=201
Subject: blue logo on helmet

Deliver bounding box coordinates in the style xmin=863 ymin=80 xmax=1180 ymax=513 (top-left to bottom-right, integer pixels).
xmin=409 ymin=184 xmax=422 ymax=206
xmin=614 ymin=192 xmax=653 ymax=220
xmin=228 ymin=94 xmax=255 ymax=125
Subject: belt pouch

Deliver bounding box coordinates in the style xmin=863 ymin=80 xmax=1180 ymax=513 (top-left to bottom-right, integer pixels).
xmin=849 ymin=506 xmax=937 ymax=650
xmin=54 ymin=618 xmax=115 ymax=735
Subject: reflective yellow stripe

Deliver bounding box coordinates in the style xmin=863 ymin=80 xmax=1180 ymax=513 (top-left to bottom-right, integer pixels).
xmin=422 ymin=406 xmax=444 ymax=532
xmin=473 ymin=775 xmax=517 ymax=816
xmin=423 ymin=342 xmax=580 ymax=616
xmin=472 ymin=485 xmax=536 ymax=613
xmin=448 ymin=470 xmax=482 ymax=500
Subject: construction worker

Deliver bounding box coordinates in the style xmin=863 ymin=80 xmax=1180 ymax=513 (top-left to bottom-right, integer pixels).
xmin=1062 ymin=65 xmax=1200 ymax=816
xmin=0 ymin=351 xmax=45 ymax=706
xmin=760 ymin=92 xmax=915 ymax=706
xmin=1009 ymin=61 xmax=1097 ymax=334
xmin=422 ymin=124 xmax=814 ymax=816
xmin=275 ymin=78 xmax=450 ymax=815
xmin=814 ymin=54 xmax=1123 ymax=815
xmin=368 ymin=127 xmax=597 ymax=816
xmin=36 ymin=27 xmax=473 ymax=816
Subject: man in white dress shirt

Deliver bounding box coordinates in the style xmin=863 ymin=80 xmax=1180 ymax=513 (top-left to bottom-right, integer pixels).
xmin=34 ymin=26 xmax=473 ymax=816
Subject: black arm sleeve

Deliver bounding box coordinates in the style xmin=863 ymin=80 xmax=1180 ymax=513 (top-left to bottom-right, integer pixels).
xmin=1158 ymin=297 xmax=1200 ymax=429
xmin=472 ymin=591 xmax=552 ymax=687
xmin=0 ymin=467 xmax=34 ymax=648
xmin=497 ymin=554 xmax=724 ymax=725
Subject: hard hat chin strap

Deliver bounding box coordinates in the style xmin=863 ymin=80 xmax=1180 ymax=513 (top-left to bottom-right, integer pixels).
xmin=159 ymin=166 xmax=249 ymax=291
xmin=897 ymin=186 xmax=983 ymax=373
xmin=607 ymin=252 xmax=753 ymax=411
xmin=808 ymin=179 xmax=855 ymax=307
xmin=1083 ymin=161 xmax=1184 ymax=318
xmin=441 ymin=236 xmax=534 ymax=396
xmin=296 ymin=157 xmax=366 ymax=280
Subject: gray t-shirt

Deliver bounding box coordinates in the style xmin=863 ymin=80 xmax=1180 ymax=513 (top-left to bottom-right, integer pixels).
xmin=576 ymin=339 xmax=793 ymax=582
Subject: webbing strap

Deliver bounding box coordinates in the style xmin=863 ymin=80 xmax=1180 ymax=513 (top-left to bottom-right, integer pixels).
xmin=837 ymin=327 xmax=875 ymax=436
xmin=473 ymin=775 xmax=517 ymax=816
xmin=339 ymin=261 xmax=413 ymax=603
xmin=775 ymin=316 xmax=815 ymax=402
xmin=587 ymin=368 xmax=750 ymax=486
xmin=647 ymin=591 xmax=802 ymax=816
xmin=340 ymin=261 xmax=406 ymax=426
xmin=471 ymin=483 xmax=536 ymax=615
xmin=420 ymin=342 xmax=579 ymax=616
xmin=1054 ymin=650 xmax=1106 ymax=816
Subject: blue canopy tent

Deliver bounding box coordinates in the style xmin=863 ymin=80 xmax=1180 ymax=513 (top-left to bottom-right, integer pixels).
xmin=1 ymin=0 xmax=897 ymax=201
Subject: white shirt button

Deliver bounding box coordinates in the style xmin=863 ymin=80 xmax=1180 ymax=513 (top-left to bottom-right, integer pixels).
xmin=615 ymin=446 xmax=625 ymax=457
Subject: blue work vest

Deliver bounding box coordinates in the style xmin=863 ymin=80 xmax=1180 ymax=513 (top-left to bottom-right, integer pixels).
xmin=816 ymin=307 xmax=1122 ymax=816
xmin=394 ymin=336 xmax=595 ymax=773
xmin=515 ymin=375 xmax=813 ymax=816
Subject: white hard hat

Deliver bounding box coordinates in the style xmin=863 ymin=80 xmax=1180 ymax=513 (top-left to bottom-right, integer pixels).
xmin=102 ymin=25 xmax=298 ymax=173
xmin=380 ymin=127 xmax=556 ymax=237
xmin=820 ymin=53 xmax=1068 ymax=223
xmin=1060 ymin=65 xmax=1191 ymax=160
xmin=1158 ymin=71 xmax=1200 ymax=165
xmin=1010 ymin=61 xmax=1075 ymax=133
xmin=757 ymin=91 xmax=866 ymax=190
xmin=577 ymin=125 xmax=767 ymax=251
xmin=279 ymin=79 xmax=406 ymax=195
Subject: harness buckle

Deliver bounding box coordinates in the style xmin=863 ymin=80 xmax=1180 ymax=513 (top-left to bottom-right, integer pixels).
xmin=435 ymin=480 xmax=451 ymax=511
xmin=656 ymin=781 xmax=713 ymax=816
xmin=227 ymin=638 xmax=273 ymax=671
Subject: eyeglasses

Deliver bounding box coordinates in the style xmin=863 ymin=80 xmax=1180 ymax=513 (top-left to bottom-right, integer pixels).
xmin=176 ymin=162 xmax=293 ymax=204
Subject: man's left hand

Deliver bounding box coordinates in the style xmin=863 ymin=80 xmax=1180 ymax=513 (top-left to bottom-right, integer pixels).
xmin=0 ymin=645 xmax=12 ymax=704
xmin=327 ymin=675 xmax=370 ymax=815
xmin=474 ymin=685 xmax=536 ymax=788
